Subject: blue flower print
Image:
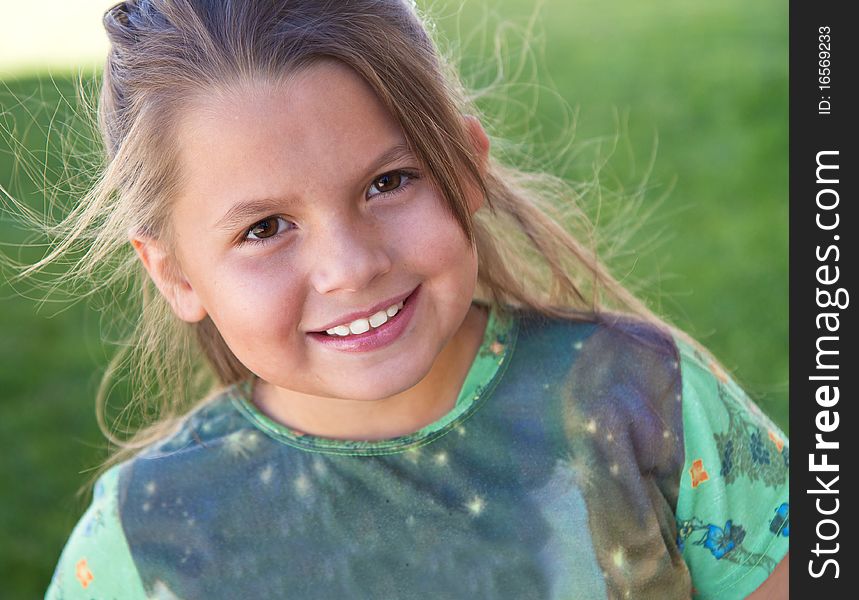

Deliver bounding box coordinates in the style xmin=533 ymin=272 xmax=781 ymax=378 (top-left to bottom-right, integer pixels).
xmin=678 ymin=520 xmax=693 ymax=541
xmin=701 ymin=520 xmax=746 ymax=559
xmin=681 ymin=515 xmax=776 ymax=572
xmin=675 ymin=519 xmax=697 ymax=553
xmin=749 ymin=430 xmax=771 ymax=465
xmin=769 ymin=503 xmax=790 ymax=537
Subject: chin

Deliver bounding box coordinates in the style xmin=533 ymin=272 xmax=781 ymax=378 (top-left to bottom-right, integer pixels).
xmin=336 ymin=373 xmax=424 ymax=402
xmin=333 ymin=358 xmax=434 ymax=402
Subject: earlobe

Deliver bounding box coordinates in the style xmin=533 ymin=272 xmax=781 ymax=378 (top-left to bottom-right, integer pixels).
xmin=129 ymin=231 xmax=208 ymax=323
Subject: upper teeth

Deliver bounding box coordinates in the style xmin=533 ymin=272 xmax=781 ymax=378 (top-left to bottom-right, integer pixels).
xmin=325 ymin=300 xmax=404 ymax=336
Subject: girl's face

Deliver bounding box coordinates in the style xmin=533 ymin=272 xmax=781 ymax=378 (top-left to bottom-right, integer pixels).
xmin=137 ymin=61 xmax=487 ymax=403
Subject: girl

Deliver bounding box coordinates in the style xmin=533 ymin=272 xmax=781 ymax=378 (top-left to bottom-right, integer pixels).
xmin=26 ymin=0 xmax=787 ymax=598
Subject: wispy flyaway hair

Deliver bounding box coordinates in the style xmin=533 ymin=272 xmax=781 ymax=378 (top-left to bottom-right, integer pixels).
xmin=7 ymin=0 xmax=673 ymax=478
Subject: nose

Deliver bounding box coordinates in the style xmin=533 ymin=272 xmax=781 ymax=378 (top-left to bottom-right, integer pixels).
xmin=308 ymin=218 xmax=393 ymax=295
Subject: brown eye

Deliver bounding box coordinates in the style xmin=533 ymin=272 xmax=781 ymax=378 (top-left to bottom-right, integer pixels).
xmin=245 ymin=216 xmax=288 ymax=243
xmin=250 ymin=217 xmax=278 ymax=238
xmin=368 ymin=171 xmax=405 ymax=198
xmin=367 ymin=170 xmax=418 ymax=199
xmin=375 ymin=172 xmax=401 ymax=192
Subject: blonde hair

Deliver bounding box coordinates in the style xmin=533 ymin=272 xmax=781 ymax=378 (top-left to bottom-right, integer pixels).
xmin=5 ymin=0 xmax=678 ymax=492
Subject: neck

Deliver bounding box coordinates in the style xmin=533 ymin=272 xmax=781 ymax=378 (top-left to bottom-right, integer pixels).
xmin=251 ymin=303 xmax=489 ymax=441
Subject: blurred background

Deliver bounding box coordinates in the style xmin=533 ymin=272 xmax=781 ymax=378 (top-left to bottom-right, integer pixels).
xmin=1 ymin=0 xmax=787 ymax=596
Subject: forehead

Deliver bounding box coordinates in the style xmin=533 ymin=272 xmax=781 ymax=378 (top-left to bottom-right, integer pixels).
xmin=183 ymin=59 xmax=401 ymax=142
xmin=173 ymin=61 xmax=408 ymax=208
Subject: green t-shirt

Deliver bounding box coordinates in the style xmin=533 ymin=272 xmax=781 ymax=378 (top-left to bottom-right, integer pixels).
xmin=46 ymin=303 xmax=788 ymax=599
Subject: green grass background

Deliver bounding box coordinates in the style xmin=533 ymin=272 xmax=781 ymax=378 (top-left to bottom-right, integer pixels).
xmin=1 ymin=0 xmax=787 ymax=595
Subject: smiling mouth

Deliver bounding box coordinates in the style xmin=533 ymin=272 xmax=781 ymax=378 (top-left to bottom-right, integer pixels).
xmin=310 ymin=286 xmax=419 ymax=337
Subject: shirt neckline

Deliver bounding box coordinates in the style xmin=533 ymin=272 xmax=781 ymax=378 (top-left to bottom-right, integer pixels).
xmin=228 ymin=301 xmax=518 ymax=456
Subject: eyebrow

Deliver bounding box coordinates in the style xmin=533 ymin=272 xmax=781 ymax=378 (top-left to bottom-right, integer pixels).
xmin=214 ymin=142 xmax=416 ymax=232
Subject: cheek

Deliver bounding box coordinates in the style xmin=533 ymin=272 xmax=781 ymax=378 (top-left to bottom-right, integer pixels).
xmin=198 ymin=258 xmax=306 ymax=353
xmin=391 ymin=189 xmax=475 ymax=275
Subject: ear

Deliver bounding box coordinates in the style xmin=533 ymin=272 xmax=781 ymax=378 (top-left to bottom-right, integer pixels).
xmin=129 ymin=230 xmax=208 ymax=323
xmin=463 ymin=114 xmax=490 ymax=174
xmin=462 ymin=114 xmax=490 ymax=214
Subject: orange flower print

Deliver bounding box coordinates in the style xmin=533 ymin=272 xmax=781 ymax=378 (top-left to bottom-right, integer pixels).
xmin=489 ymin=340 xmax=505 ymax=355
xmin=75 ymin=558 xmax=94 ymax=589
xmin=768 ymin=430 xmax=785 ymax=452
xmin=690 ymin=459 xmax=710 ymax=488
xmin=708 ymin=360 xmax=729 ymax=384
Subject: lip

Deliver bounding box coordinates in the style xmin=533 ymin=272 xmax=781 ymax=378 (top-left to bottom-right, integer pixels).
xmin=306 ymin=284 xmax=420 ymax=352
xmin=310 ymin=285 xmax=418 ymax=333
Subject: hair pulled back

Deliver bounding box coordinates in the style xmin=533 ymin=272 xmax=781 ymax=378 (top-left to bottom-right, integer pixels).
xmin=14 ymin=0 xmax=665 ymax=472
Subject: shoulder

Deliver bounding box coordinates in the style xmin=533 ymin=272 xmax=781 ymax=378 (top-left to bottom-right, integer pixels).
xmin=512 ymin=305 xmax=679 ymax=366
xmin=512 ymin=307 xmax=682 ymax=411
xmin=134 ymin=383 xmax=255 ymax=460
xmin=46 ymin=465 xmax=147 ymax=599
xmin=671 ymin=332 xmax=789 ymax=488
xmin=46 ymin=384 xmax=258 ymax=598
xmin=116 ymin=383 xmax=265 ymax=500
xmin=509 ymin=307 xmax=684 ymax=466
